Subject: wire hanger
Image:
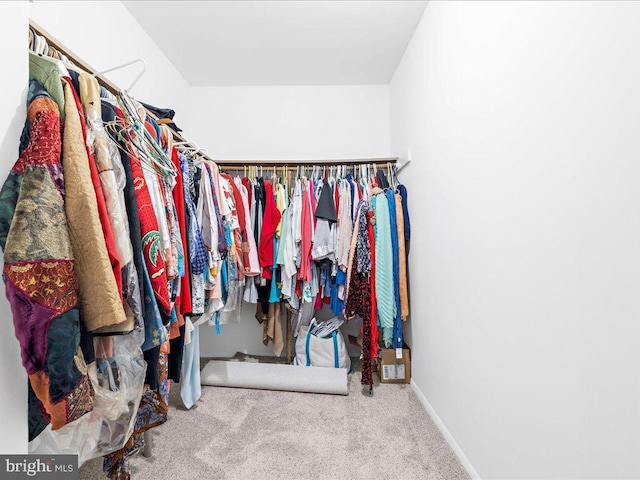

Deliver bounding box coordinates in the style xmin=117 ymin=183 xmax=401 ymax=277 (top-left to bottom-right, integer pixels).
xmin=116 ymin=90 xmax=176 ymax=177
xmin=94 ymin=59 xmax=147 ymax=93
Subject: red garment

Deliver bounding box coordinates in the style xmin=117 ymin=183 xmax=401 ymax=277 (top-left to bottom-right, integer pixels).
xmin=343 ymin=205 xmax=377 ymax=386
xmin=298 ymin=184 xmax=312 ymax=282
xmin=367 ymin=209 xmax=379 ymax=359
xmin=334 ymin=181 xmax=340 ymax=217
xmin=311 ymin=179 xmax=318 ymax=229
xmin=63 ymin=78 xmax=122 ymax=297
xmin=222 ymin=174 xmax=248 ymax=281
xmin=144 ymin=120 xmax=157 ymax=141
xmin=169 ymin=312 xmax=186 ymax=340
xmin=129 ymin=152 xmax=171 ymax=315
xmin=222 ymin=174 xmax=246 ymax=234
xmin=237 ymin=179 xmax=254 ymax=276
xmin=314 ymin=291 xmax=323 ymax=310
xmin=242 ymin=177 xmax=252 ymax=207
xmin=110 ymin=105 xmax=172 ymax=315
xmin=170 ymin=147 xmax=192 ymax=316
xmin=258 ymin=180 xmax=281 ymax=279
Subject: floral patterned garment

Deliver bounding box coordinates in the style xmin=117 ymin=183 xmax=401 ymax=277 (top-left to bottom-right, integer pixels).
xmin=344 ymin=202 xmax=377 ymax=387
xmin=121 ymin=119 xmax=172 ymax=316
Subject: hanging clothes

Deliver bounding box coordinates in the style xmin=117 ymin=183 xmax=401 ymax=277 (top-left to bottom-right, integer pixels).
xmin=0 ymin=78 xmax=96 ymax=440
xmin=372 ymin=193 xmax=395 ymax=347
xmin=344 ymin=202 xmax=376 ymax=386
xmin=395 ymin=193 xmax=409 ymax=320
xmin=6 ymin=41 xmax=414 ymax=462
xmin=258 ymin=180 xmax=281 ymax=279
xmin=61 ymin=77 xmax=127 ymax=332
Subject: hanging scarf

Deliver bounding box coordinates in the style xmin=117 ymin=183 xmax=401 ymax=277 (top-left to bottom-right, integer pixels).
xmin=372 ymin=193 xmax=395 ymax=347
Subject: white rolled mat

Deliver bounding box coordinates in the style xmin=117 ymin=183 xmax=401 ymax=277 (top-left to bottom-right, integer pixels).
xmin=201 ymin=360 xmax=349 ymax=395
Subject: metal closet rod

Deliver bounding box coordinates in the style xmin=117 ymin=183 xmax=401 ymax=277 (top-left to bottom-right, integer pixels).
xmin=217 ymin=158 xmax=398 ymax=169
xmin=28 ymin=19 xmax=215 ymax=163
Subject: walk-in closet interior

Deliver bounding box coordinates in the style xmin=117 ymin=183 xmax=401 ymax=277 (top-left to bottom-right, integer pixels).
xmin=1 ymin=1 xmax=639 ymax=479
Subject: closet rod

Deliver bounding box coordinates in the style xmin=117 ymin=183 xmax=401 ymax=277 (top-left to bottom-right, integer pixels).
xmin=28 ymin=20 xmax=215 ymax=164
xmin=217 ymin=157 xmax=398 ymax=169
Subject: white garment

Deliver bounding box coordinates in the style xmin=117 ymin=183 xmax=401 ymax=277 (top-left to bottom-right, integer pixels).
xmin=207 ymin=161 xmax=231 ymax=219
xmin=235 ymin=177 xmax=260 ymax=276
xmin=180 ymin=318 xmax=201 ymax=410
xmin=243 ymin=278 xmax=259 ymax=303
xmin=337 ymin=180 xmax=352 ymax=270
xmin=311 ymin=219 xmax=335 ymax=261
xmin=292 ymin=179 xmax=302 ymax=246
xmin=143 ymin=167 xmax=171 ymax=263
xmin=219 ymin=175 xmax=239 ymax=230
xmin=282 ymin=207 xmax=297 ymax=298
xmin=190 ymin=273 xmax=205 ymax=315
xmin=196 ymin=164 xmax=219 ymax=262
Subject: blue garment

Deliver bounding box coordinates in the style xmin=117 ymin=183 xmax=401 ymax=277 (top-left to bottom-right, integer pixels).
xmin=179 ymin=154 xmax=207 ymax=274
xmin=180 ymin=323 xmax=201 ymax=409
xmin=372 ymin=194 xmax=395 ymax=346
xmin=223 ymin=223 xmax=236 ymax=281
xmin=141 ymin=263 xmax=168 ymax=351
xmin=204 ymin=164 xmax=227 ymax=255
xmin=145 ymin=115 xmax=161 ymax=141
xmin=220 ymin=259 xmax=228 ymax=298
xmin=171 ymin=199 xmax=185 ymax=278
xmin=346 ymin=174 xmax=356 ymax=221
xmin=268 ymin=238 xmax=282 ymax=302
xmin=386 ymin=190 xmax=403 ymax=349
xmin=398 ymin=184 xmax=410 ymax=241
xmin=330 ymin=268 xmax=346 ymax=316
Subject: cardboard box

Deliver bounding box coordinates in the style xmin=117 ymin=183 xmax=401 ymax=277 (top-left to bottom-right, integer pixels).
xmin=378 ymin=348 xmax=411 ymax=384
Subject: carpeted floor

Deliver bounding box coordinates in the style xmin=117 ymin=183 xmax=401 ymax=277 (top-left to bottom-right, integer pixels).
xmin=78 ymin=358 xmax=469 ymax=480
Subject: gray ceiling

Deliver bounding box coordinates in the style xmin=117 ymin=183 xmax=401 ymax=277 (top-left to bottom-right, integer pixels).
xmin=124 ymin=1 xmax=428 ymax=86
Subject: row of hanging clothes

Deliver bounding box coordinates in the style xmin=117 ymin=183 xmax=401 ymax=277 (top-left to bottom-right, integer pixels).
xmin=3 ymin=24 xmax=411 ymax=480
xmin=215 ymin=162 xmax=411 ymax=387
xmin=3 ymin=29 xmax=201 ymax=480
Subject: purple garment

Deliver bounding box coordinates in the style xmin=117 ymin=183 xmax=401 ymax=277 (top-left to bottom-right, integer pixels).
xmin=4 ymin=281 xmax=54 ymax=374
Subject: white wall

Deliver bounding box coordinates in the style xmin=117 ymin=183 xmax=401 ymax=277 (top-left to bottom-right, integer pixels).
xmin=390 ymin=1 xmax=640 ymax=478
xmin=188 ymin=85 xmax=390 ymax=160
xmin=29 ymin=0 xmax=191 ymax=131
xmin=190 ymin=85 xmax=391 ymax=357
xmin=0 ymin=0 xmax=29 ymax=455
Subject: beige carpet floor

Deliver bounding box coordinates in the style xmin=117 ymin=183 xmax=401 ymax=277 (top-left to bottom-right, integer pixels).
xmin=78 ymin=359 xmax=469 ymax=480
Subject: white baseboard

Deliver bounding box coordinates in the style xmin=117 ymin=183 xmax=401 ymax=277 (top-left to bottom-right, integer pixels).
xmin=410 ymin=379 xmax=481 ymax=480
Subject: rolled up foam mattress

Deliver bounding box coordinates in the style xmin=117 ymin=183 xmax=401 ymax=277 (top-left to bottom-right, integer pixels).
xmin=201 ymin=360 xmax=348 ymax=395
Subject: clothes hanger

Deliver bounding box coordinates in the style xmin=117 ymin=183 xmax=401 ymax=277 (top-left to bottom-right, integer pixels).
xmin=282 ymin=165 xmax=287 ymax=192
xmin=160 ymin=125 xmax=174 ymax=154
xmin=94 ymin=59 xmax=147 ymax=93
xmin=132 ymin=101 xmax=174 ymax=175
xmin=116 ymin=90 xmax=176 ymax=177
